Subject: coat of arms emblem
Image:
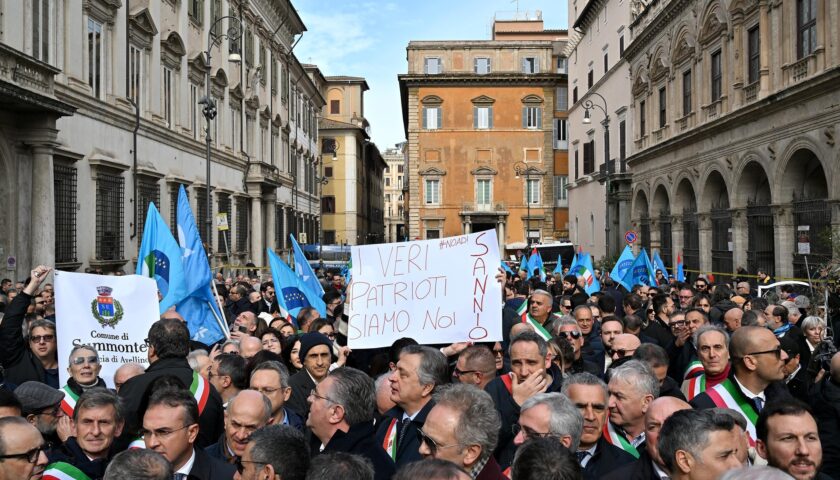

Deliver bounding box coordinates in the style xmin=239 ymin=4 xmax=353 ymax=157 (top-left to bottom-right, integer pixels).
xmin=90 ymin=286 xmax=124 ymax=328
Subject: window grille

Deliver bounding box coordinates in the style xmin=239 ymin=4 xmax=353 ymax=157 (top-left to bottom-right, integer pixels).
xmin=96 ymin=171 xmax=124 ymax=260
xmin=54 ymin=163 xmax=77 ymax=264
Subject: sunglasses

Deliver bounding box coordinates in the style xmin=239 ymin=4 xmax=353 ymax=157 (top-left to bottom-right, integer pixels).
xmin=417 ymin=428 xmax=461 ymax=456
xmin=453 ymin=367 xmax=479 ymax=377
xmin=71 ymin=355 xmax=99 ymax=365
xmin=608 ymin=348 xmax=635 ymax=358
xmin=29 ymin=334 xmax=55 ymax=344
xmin=556 ymin=331 xmax=582 ymax=340
xmin=0 ymin=445 xmax=44 ymax=463
xmin=744 ymin=346 xmax=783 ymax=359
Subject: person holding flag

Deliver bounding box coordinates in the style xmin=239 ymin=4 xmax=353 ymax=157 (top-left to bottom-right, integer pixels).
xmin=266 ymin=248 xmax=327 ymax=323
xmin=676 ymin=252 xmax=686 ymax=282
xmin=568 ymin=251 xmax=601 ymax=296
xmin=174 ymin=186 xmax=227 ymax=346
xmin=651 ymin=251 xmax=670 ymax=286
xmin=136 ymin=203 xmax=188 ymax=314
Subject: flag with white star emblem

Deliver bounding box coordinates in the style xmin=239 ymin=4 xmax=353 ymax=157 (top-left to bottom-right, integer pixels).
xmin=267 ymin=248 xmax=326 ymax=319
xmin=137 ymin=203 xmax=188 ymax=313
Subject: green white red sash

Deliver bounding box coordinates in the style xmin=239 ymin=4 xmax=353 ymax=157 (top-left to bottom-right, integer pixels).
xmin=516 ymin=302 xmax=553 ymax=341
xmin=190 ymin=371 xmax=209 ymax=414
xmin=703 ymin=378 xmax=758 ymax=446
xmin=682 ymin=374 xmax=707 ymax=401
xmin=684 ymin=360 xmax=704 ymax=380
xmin=43 ymin=461 xmax=92 ymax=480
xmin=59 ymin=385 xmax=79 ymax=418
xmin=381 ymin=418 xmax=398 ymax=460
xmin=602 ymin=421 xmax=639 ymax=458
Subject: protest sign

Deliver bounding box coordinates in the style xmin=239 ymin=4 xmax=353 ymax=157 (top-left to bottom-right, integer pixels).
xmin=55 ymin=271 xmax=160 ymax=387
xmin=346 ymin=230 xmax=502 ymax=349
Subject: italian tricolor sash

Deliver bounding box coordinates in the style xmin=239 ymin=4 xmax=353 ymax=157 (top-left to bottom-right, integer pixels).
xmin=59 ymin=385 xmax=79 ymax=418
xmin=190 ymin=371 xmax=209 ymax=414
xmin=683 ymin=360 xmax=704 ymax=380
xmin=43 ymin=461 xmax=92 ymax=480
xmin=602 ymin=421 xmax=639 ymax=458
xmin=704 ymin=378 xmax=758 ymax=446
xmin=516 ymin=302 xmax=553 ymax=341
xmin=682 ymin=374 xmax=707 ymax=401
xmin=381 ymin=418 xmax=398 ymax=460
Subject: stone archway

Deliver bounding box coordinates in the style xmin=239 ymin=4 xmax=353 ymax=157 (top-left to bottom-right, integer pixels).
xmin=702 ymin=170 xmax=732 ymax=279
xmin=634 ymin=190 xmax=651 ymax=254
xmin=652 ymin=185 xmax=672 ymax=268
xmin=782 ymin=148 xmax=830 ymax=277
xmin=675 ymin=178 xmax=699 ymax=273
xmin=736 ymin=161 xmax=774 ymax=275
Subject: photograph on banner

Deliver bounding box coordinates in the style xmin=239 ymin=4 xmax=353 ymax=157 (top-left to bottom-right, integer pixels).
xmin=55 ymin=271 xmax=160 ymax=387
xmin=346 ymin=230 xmax=503 ymax=349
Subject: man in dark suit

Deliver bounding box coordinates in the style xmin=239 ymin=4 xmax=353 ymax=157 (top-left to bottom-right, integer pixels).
xmin=375 ymin=345 xmax=448 ymax=467
xmin=119 ymin=318 xmax=224 ymax=448
xmin=562 ymin=373 xmax=636 ymax=479
xmin=142 ymin=388 xmax=235 ymax=480
xmin=237 ymin=424 xmax=310 ymax=480
xmin=780 ymin=336 xmax=811 ymax=402
xmin=205 ymin=390 xmax=271 ymax=464
xmin=287 ymin=333 xmax=334 ymax=420
xmin=756 ymin=400 xmax=833 ymax=480
xmin=308 ymin=367 xmax=395 ymax=480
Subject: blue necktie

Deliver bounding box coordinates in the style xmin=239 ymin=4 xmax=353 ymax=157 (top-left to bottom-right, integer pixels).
xmin=576 ymin=451 xmax=590 ymax=464
xmin=754 ymin=397 xmax=764 ymax=413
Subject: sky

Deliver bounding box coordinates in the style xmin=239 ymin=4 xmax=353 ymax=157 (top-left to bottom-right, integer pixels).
xmin=294 ymin=0 xmax=569 ymax=150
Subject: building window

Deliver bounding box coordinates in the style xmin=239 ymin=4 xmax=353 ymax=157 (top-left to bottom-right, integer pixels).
xmin=424 ymin=57 xmax=441 ymax=74
xmin=217 ymin=194 xmax=231 ymax=249
xmin=583 ymin=140 xmax=595 ymax=175
xmin=323 ymin=230 xmax=336 ymax=244
xmin=128 ymin=46 xmax=143 ymax=107
xmin=476 ymin=179 xmax=491 ymax=208
xmin=87 ymin=18 xmax=103 ymax=99
xmin=658 ymin=87 xmax=667 ymax=128
xmin=574 ymin=148 xmax=579 ymax=179
xmin=424 ymin=179 xmax=440 ymax=205
xmin=330 ymin=99 xmax=340 ymax=114
xmin=748 ymin=26 xmax=760 ymax=84
xmin=188 ymin=0 xmax=203 ymax=25
xmin=325 ymin=167 xmax=333 ymax=178
xmin=426 ymin=229 xmax=441 ymax=240
xmin=398 ymin=165 xmax=404 ymax=173
xmin=190 ymin=84 xmax=199 ymax=139
xmin=639 ymin=100 xmax=646 ymax=136
xmin=587 ymin=69 xmax=594 ymax=89
xmin=275 ymin=205 xmax=285 ymax=248
xmin=162 ymin=67 xmax=174 ymax=128
xmin=54 ymin=163 xmax=77 ymax=264
xmin=423 ymin=106 xmax=441 ymax=130
xmin=474 ymin=57 xmax=491 ymax=74
xmin=244 ymin=28 xmax=254 ymax=68
xmin=474 ymin=106 xmax=492 ymax=129
xmin=556 ymin=86 xmax=568 ymax=111
xmin=211 ymin=0 xmax=222 ymax=28
xmin=603 ymin=52 xmax=609 ymax=73
xmin=231 ymin=106 xmax=240 ymax=151
xmin=682 ymin=70 xmax=692 ymax=115
xmin=553 ymin=119 xmax=568 ymax=149
xmin=526 ymin=179 xmax=540 ymax=205
xmin=522 ymin=57 xmax=539 ymax=74
xmin=619 ymin=35 xmax=625 ymax=57
xmin=797 ymin=0 xmax=817 ymax=59
xmin=523 ymin=106 xmax=542 ymax=129
xmin=321 ymin=196 xmax=336 ymax=213
xmin=33 ymin=0 xmax=51 ymax=62
xmin=196 ymin=187 xmax=211 ymax=245
xmin=235 ymin=196 xmax=248 ymax=252
xmin=619 ymin=120 xmax=626 ymax=161
xmin=385 ymin=177 xmax=391 ymax=187
xmin=169 ymin=184 xmax=188 ymax=237
xmin=397 ymin=176 xmax=403 ymax=188
xmin=554 ymin=175 xmax=568 ymax=203
xmin=572 ymin=86 xmax=578 ymax=104
xmin=556 ymin=57 xmax=567 ymax=74
xmin=270 ymin=58 xmax=278 ymax=95
xmin=385 ymin=194 xmax=391 ymax=203
xmin=136 ymin=177 xmax=160 ymax=247
xmin=95 ymin=171 xmax=124 ymax=261
xmin=281 ymin=64 xmax=288 ymax=104
xmin=711 ymin=50 xmax=722 ymax=102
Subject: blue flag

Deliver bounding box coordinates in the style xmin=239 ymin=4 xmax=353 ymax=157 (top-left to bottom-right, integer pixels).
xmin=501 ymin=261 xmax=515 ymax=276
xmin=519 ymin=254 xmax=528 ymax=273
xmin=290 ymin=235 xmax=325 ymax=297
xmin=610 ymin=245 xmax=636 ymax=291
xmin=570 ymin=252 xmax=601 ymax=295
xmin=568 ymin=251 xmax=580 ymax=276
xmin=175 ymin=186 xmax=226 ymax=345
xmin=553 ymin=254 xmax=564 ymax=274
xmin=652 ymin=250 xmax=669 ymax=284
xmin=267 ymin=248 xmax=327 ymax=320
xmin=137 ymin=203 xmax=188 ymax=313
xmin=621 ymin=247 xmax=657 ymax=288
xmin=527 ymin=248 xmax=546 ymax=281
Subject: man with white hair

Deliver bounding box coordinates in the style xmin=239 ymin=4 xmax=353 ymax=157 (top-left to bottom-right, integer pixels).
xmin=605 ymin=360 xmax=660 ymax=458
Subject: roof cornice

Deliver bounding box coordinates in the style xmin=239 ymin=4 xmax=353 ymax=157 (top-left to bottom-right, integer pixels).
xmin=398 ymin=73 xmax=566 ymax=87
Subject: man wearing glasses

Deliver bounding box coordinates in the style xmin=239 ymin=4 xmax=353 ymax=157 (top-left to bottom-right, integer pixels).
xmin=552 ymin=318 xmax=599 ymax=376
xmin=512 ymin=392 xmax=583 ymax=454
xmin=0 ymin=265 xmax=60 ymax=388
xmin=249 ymin=361 xmax=302 ymax=430
xmin=14 ymin=381 xmax=65 ymax=444
xmin=690 ymin=326 xmax=791 ymax=446
xmin=307 ymin=367 xmax=395 ymax=480
xmin=0 ymin=416 xmax=48 ymax=480
xmin=418 ymin=384 xmax=504 ymax=480
xmin=142 ymin=388 xmax=235 ymax=480
xmin=453 ymin=346 xmax=497 ymax=390
xmin=678 ymin=286 xmax=695 ymax=311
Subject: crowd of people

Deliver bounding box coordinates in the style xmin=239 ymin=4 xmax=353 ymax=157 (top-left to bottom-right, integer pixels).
xmin=0 ymin=261 xmax=838 ymax=480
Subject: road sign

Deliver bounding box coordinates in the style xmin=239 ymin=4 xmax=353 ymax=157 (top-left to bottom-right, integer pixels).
xmin=625 ymin=230 xmax=638 ymax=244
xmin=215 ymin=213 xmax=229 ymax=231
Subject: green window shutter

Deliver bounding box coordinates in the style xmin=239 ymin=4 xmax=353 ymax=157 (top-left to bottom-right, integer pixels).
xmin=488 ymin=107 xmax=494 ymax=129
xmin=422 ymin=107 xmax=427 ymax=128
xmin=536 ymin=108 xmax=542 ymax=128
xmin=473 ymin=106 xmax=478 ymax=129
xmin=437 ymin=107 xmax=442 ymax=129
xmin=522 ymin=107 xmax=527 ymax=128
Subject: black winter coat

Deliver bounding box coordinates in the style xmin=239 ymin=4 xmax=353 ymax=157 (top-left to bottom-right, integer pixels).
xmin=0 ymin=292 xmax=57 ymax=387
xmin=322 ymin=421 xmax=396 ymax=480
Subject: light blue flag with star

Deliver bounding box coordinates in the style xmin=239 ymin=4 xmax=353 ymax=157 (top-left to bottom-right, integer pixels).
xmin=267 ymin=248 xmax=327 ymax=319
xmin=553 ymin=253 xmax=564 ymax=274
xmin=175 ymin=186 xmax=226 ymax=344
xmin=290 ymin=234 xmax=324 ymax=297
xmin=621 ymin=247 xmax=658 ymax=288
xmin=136 ymin=203 xmax=188 ymax=313
xmin=610 ymin=245 xmax=636 ymax=291
xmin=652 ymin=250 xmax=670 ymax=284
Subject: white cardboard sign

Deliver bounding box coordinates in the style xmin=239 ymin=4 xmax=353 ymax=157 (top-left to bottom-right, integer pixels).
xmin=346 ymin=230 xmax=503 ymax=349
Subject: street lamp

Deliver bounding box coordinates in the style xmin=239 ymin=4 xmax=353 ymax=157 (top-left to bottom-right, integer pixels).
xmin=513 ymin=161 xmax=533 ymax=247
xmin=581 ymin=92 xmax=611 ymax=258
xmin=200 ymin=15 xmax=243 ymax=248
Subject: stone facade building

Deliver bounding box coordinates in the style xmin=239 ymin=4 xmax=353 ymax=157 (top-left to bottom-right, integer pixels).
xmin=625 ymin=0 xmax=840 ymax=279
xmin=0 ymin=0 xmax=325 ymax=280
xmin=399 ymin=15 xmax=568 ymax=254
xmin=382 ymin=145 xmax=407 ymax=243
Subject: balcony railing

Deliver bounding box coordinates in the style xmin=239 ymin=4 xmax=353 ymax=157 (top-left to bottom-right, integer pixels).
xmin=743 ymin=82 xmax=759 ymax=103
xmin=791 ymin=57 xmax=809 ymax=81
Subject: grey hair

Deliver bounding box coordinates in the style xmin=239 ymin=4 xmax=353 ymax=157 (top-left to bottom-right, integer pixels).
xmin=251 ymin=360 xmax=291 ymax=389
xmin=561 ymin=372 xmax=608 ymax=403
xmin=74 ymin=388 xmax=123 ymax=423
xmin=432 ymin=384 xmax=501 ymax=462
xmin=374 ymin=373 xmax=390 ymax=391
xmin=800 ymin=316 xmax=826 ymax=335
xmin=221 ymin=339 xmax=240 ymax=350
xmin=572 ymin=305 xmax=592 ymax=319
xmin=400 ymin=345 xmax=448 ymax=389
xmin=693 ymin=324 xmax=730 ymax=349
xmin=104 ymin=449 xmax=172 ymax=480
xmin=305 ymin=452 xmax=373 ymax=480
xmin=607 ymin=360 xmax=659 ymax=398
xmin=719 ymin=466 xmax=794 ymax=480
xmin=249 ymin=425 xmax=310 ymax=480
xmin=658 ymin=409 xmax=738 ymax=473
xmin=509 ymin=330 xmax=549 ymax=358
xmin=227 ymin=390 xmax=272 ymax=423
xmin=327 ymin=367 xmax=375 ymax=426
xmin=717 ymin=408 xmax=748 ymax=431
xmin=549 ymin=316 xmax=579 ymax=336
xmin=520 ymin=392 xmax=584 ymax=451
xmin=27 ymin=318 xmax=56 ymax=337
xmin=68 ymin=344 xmax=99 ymax=363
xmin=0 ymin=416 xmax=31 ymax=455
xmin=186 ymin=349 xmax=209 ymax=371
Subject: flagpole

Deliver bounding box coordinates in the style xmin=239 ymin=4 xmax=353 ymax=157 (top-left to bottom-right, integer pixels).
xmin=209 ymin=279 xmax=230 ymax=337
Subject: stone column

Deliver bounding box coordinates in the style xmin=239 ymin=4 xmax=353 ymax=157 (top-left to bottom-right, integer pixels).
xmin=774 ymin=204 xmax=795 ymax=278
xmin=463 ymin=215 xmax=471 ymax=235
xmin=671 ymin=215 xmax=684 ymax=271
xmin=31 ymin=145 xmax=55 ymax=271
xmin=758 ymin=0 xmax=771 ymax=96
xmin=497 ymin=217 xmax=506 ymax=255
xmin=731 ymin=208 xmax=748 ymax=272
xmin=265 ymin=195 xmax=277 ymax=252
xmin=250 ymin=194 xmax=264 ymax=266
xmin=698 ymin=213 xmax=712 ymax=273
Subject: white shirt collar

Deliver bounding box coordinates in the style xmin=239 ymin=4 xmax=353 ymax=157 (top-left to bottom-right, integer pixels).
xmin=652 ymin=461 xmax=670 ymax=480
xmin=733 ymin=375 xmax=766 ymax=401
xmin=786 ymin=364 xmax=802 ymax=384
xmin=175 ymin=448 xmax=196 ymax=475
xmin=580 ymin=443 xmax=597 ymax=468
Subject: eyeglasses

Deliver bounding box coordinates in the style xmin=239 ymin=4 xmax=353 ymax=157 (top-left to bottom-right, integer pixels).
xmin=71 ymin=355 xmax=99 ymax=365
xmin=695 ymin=284 xmax=706 ymax=289
xmin=417 ymin=428 xmax=462 ymax=456
xmin=236 ymin=460 xmax=267 ymax=474
xmin=0 ymin=445 xmax=44 ymax=463
xmin=139 ymin=424 xmax=193 ymax=439
xmin=321 ymin=332 xmax=336 ymax=339
xmin=492 ymin=349 xmax=504 ymax=357
xmin=29 ymin=334 xmax=55 ymax=344
xmin=253 ymin=386 xmax=282 ymax=396
xmin=309 ymin=388 xmax=336 ymax=404
xmin=669 ymin=321 xmax=688 ymax=329
xmin=562 ymin=304 xmax=572 ymax=309
xmin=608 ymin=348 xmax=636 ymax=358
xmin=453 ymin=367 xmax=479 ymax=378
xmin=37 ymin=404 xmax=62 ymax=417
xmin=511 ymin=424 xmax=555 ymax=440
xmin=556 ymin=331 xmax=582 ymax=340
xmin=744 ymin=346 xmax=783 ymax=359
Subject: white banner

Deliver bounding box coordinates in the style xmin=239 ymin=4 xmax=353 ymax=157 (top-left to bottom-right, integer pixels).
xmin=55 ymin=272 xmax=160 ymax=387
xmin=346 ymin=230 xmax=503 ymax=349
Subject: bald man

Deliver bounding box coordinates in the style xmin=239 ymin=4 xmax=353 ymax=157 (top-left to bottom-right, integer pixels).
xmin=113 ymin=363 xmax=145 ymax=393
xmin=690 ymin=326 xmax=791 ymax=446
xmin=723 ymin=308 xmax=743 ymax=334
xmin=239 ymin=336 xmax=262 ymax=360
xmin=609 ymin=334 xmax=641 ymax=363
xmin=509 ymin=322 xmax=535 ymax=339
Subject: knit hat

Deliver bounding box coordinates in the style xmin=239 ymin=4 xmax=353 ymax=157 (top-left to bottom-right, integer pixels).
xmin=298 ymin=332 xmax=333 ymax=361
xmin=14 ymin=381 xmax=64 ymax=414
